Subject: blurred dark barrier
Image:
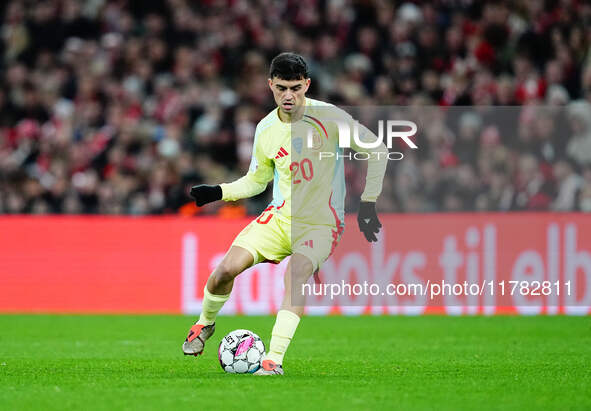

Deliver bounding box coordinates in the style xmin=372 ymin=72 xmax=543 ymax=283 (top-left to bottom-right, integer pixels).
xmin=0 ymin=214 xmax=589 ymax=315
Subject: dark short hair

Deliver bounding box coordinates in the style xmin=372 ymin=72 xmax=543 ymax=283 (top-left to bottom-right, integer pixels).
xmin=269 ymin=52 xmax=309 ymax=80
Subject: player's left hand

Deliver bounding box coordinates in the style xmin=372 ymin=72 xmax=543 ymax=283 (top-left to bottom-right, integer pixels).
xmin=357 ymin=201 xmax=381 ymax=242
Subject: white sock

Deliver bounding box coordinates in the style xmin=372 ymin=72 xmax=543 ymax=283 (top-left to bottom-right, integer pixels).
xmin=197 ymin=287 xmax=230 ymax=326
xmin=266 ymin=310 xmax=301 ymax=365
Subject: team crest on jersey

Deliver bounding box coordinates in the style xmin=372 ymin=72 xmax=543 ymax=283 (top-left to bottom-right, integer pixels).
xmin=309 ymin=131 xmax=323 ymax=150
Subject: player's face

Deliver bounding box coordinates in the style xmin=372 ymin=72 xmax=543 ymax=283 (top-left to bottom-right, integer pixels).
xmin=268 ymin=77 xmax=311 ymax=115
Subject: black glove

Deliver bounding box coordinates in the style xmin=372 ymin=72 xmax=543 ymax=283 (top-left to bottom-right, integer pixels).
xmin=190 ymin=184 xmax=222 ymax=207
xmin=357 ymin=201 xmax=381 ymax=242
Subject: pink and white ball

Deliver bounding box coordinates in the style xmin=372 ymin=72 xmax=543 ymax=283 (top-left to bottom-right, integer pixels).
xmin=218 ymin=329 xmax=266 ymax=374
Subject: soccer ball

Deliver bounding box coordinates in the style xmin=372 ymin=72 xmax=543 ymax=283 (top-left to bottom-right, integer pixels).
xmin=218 ymin=329 xmax=266 ymax=374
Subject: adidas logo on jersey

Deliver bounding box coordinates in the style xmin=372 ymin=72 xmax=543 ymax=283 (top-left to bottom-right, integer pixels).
xmin=275 ymin=147 xmax=288 ymax=159
xmin=301 ymin=240 xmax=314 ymax=248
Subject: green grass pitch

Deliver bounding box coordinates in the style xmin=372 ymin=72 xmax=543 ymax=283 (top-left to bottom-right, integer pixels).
xmin=0 ymin=315 xmax=589 ymax=410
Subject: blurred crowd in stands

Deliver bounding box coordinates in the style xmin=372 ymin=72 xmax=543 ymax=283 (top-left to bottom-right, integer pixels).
xmin=1 ymin=0 xmax=591 ymax=215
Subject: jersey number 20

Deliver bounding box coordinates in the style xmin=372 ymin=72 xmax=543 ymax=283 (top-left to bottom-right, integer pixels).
xmin=290 ymin=158 xmax=314 ymax=184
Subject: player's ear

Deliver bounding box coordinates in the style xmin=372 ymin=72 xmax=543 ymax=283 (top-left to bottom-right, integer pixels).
xmin=303 ymin=78 xmax=311 ymax=93
xmin=268 ymin=78 xmax=274 ymax=91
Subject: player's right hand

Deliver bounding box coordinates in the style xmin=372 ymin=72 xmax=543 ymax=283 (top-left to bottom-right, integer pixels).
xmin=190 ymin=184 xmax=222 ymax=207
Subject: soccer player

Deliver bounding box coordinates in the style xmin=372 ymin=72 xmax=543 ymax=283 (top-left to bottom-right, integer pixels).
xmin=182 ymin=52 xmax=387 ymax=375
